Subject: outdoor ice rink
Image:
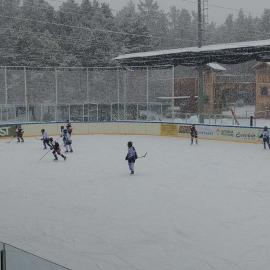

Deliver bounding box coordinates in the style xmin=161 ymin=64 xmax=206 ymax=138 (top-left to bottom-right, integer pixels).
xmin=1 ymin=134 xmax=270 ymax=270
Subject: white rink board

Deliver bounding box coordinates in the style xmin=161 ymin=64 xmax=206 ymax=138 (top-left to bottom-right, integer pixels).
xmin=11 ymin=122 xmax=264 ymax=144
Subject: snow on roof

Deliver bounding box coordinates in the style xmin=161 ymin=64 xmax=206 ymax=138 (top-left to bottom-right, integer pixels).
xmin=114 ymin=39 xmax=270 ymax=61
xmin=206 ymin=63 xmax=226 ymax=71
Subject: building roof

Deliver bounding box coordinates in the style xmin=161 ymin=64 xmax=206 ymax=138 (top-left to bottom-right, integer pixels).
xmin=252 ymin=62 xmax=270 ymax=69
xmin=114 ymin=39 xmax=270 ymax=67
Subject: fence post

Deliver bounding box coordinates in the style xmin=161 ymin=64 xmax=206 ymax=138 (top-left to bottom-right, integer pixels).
xmin=124 ymin=70 xmax=127 ymax=120
xmin=24 ymin=67 xmax=28 ymax=121
xmin=55 ymin=68 xmax=58 ymax=121
xmin=146 ymin=66 xmax=149 ymax=120
xmin=4 ymin=67 xmax=8 ymax=105
xmin=83 ymin=104 xmax=85 ymax=122
xmin=117 ymin=67 xmax=120 ymax=120
xmin=110 ymin=103 xmax=113 ymax=122
xmin=68 ymin=104 xmax=71 ymax=122
xmin=137 ymin=104 xmax=139 ymax=120
xmin=96 ymin=104 xmax=99 ymax=122
xmin=172 ymin=65 xmax=175 ymax=120
xmin=40 ymin=104 xmax=43 ymax=122
xmin=86 ymin=68 xmax=89 ymax=103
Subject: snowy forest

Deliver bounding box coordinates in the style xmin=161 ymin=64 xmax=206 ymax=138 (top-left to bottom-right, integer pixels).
xmin=0 ymin=0 xmax=270 ymax=67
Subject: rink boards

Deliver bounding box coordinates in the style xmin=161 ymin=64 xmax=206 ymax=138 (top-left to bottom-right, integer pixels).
xmin=0 ymin=121 xmax=263 ymax=143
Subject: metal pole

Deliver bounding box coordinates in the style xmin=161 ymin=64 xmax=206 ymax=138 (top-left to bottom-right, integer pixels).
xmin=55 ymin=68 xmax=58 ymax=121
xmin=96 ymin=104 xmax=99 ymax=122
xmin=110 ymin=103 xmax=113 ymax=121
xmin=146 ymin=67 xmax=149 ymax=120
xmin=117 ymin=68 xmax=120 ymax=120
xmin=24 ymin=67 xmax=28 ymax=121
xmin=172 ymin=65 xmax=175 ymax=120
xmin=197 ymin=0 xmax=204 ymax=123
xmin=82 ymin=104 xmax=85 ymax=122
xmin=198 ymin=0 xmax=203 ymax=48
xmin=4 ymin=67 xmax=8 ymax=105
xmin=69 ymin=104 xmax=71 ymax=122
xmin=40 ymin=104 xmax=43 ymax=121
xmin=86 ymin=68 xmax=89 ymax=103
xmin=124 ymin=70 xmax=127 ymax=120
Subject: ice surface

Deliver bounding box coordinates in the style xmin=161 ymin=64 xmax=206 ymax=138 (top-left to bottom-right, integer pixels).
xmin=1 ymin=135 xmax=270 ymax=270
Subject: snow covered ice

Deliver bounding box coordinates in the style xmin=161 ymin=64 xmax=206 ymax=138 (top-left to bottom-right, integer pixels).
xmin=1 ymin=135 xmax=270 ymax=270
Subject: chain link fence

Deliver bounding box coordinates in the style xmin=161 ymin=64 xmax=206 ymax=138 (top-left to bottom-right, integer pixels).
xmin=0 ymin=65 xmax=262 ymax=126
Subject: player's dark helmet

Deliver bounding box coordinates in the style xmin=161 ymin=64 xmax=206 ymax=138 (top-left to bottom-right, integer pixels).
xmin=127 ymin=141 xmax=133 ymax=148
xmin=41 ymin=129 xmax=45 ymax=133
xmin=264 ymin=126 xmax=268 ymax=131
xmin=49 ymin=137 xmax=53 ymax=142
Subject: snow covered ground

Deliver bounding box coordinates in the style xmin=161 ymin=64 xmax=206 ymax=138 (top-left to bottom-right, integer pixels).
xmin=1 ymin=135 xmax=270 ymax=270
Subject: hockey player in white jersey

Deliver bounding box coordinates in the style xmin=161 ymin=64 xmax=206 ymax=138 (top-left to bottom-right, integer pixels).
xmin=41 ymin=129 xmax=52 ymax=150
xmin=63 ymin=129 xmax=73 ymax=153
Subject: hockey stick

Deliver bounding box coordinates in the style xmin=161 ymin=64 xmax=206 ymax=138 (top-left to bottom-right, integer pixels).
xmin=39 ymin=148 xmax=52 ymax=161
xmin=138 ymin=152 xmax=148 ymax=159
xmin=39 ymin=140 xmax=65 ymax=161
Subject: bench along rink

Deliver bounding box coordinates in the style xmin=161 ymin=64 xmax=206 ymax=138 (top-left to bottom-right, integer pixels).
xmin=0 ymin=135 xmax=270 ymax=270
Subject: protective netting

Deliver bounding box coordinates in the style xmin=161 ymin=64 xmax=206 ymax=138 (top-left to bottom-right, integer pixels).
xmin=0 ymin=63 xmax=265 ymax=126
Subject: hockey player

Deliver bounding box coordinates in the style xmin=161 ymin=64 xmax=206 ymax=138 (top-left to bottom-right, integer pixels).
xmin=66 ymin=121 xmax=72 ymax=135
xmin=49 ymin=138 xmax=66 ymax=161
xmin=41 ymin=129 xmax=51 ymax=150
xmin=190 ymin=124 xmax=198 ymax=145
xmin=16 ymin=126 xmax=24 ymax=143
xmin=125 ymin=141 xmax=138 ymax=175
xmin=63 ymin=129 xmax=73 ymax=153
xmin=260 ymin=126 xmax=270 ymax=150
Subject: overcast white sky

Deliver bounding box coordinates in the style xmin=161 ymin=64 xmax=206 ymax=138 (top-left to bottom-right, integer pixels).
xmin=48 ymin=0 xmax=269 ymax=24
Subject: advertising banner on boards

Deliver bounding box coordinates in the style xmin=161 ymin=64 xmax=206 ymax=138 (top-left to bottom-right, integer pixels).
xmin=0 ymin=125 xmax=16 ymax=138
xmin=161 ymin=123 xmax=262 ymax=143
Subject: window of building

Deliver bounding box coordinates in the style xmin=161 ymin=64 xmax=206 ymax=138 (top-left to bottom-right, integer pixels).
xmin=261 ymin=87 xmax=269 ymax=96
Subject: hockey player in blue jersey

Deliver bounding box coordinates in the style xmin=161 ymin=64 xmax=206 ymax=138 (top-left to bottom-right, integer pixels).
xmin=125 ymin=141 xmax=138 ymax=175
xmin=260 ymin=126 xmax=270 ymax=150
xmin=63 ymin=129 xmax=73 ymax=153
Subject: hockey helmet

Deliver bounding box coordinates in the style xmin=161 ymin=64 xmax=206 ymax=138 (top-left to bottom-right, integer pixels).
xmin=127 ymin=141 xmax=133 ymax=148
xmin=264 ymin=126 xmax=268 ymax=131
xmin=49 ymin=137 xmax=54 ymax=142
xmin=41 ymin=129 xmax=45 ymax=133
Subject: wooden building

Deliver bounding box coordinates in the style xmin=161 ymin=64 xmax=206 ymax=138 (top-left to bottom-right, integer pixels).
xmin=253 ymin=62 xmax=270 ymax=116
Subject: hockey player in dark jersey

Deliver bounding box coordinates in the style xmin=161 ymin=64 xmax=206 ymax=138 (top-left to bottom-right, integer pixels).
xmin=190 ymin=125 xmax=198 ymax=145
xmin=125 ymin=141 xmax=138 ymax=175
xmin=16 ymin=126 xmax=24 ymax=143
xmin=260 ymin=126 xmax=270 ymax=149
xmin=41 ymin=129 xmax=52 ymax=150
xmin=49 ymin=138 xmax=66 ymax=161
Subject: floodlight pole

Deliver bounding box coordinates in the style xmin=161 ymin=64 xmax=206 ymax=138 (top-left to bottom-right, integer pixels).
xmin=198 ymin=0 xmax=205 ymax=123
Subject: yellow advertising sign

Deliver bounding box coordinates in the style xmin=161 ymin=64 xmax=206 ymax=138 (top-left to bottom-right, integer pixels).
xmin=160 ymin=124 xmax=178 ymax=136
